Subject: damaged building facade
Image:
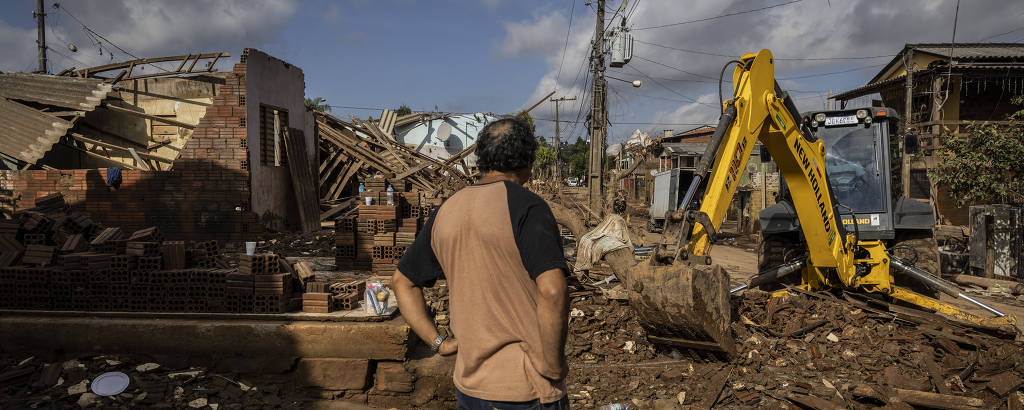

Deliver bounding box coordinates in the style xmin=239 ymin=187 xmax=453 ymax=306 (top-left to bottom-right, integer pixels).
xmin=0 ymin=48 xmax=316 ymax=241
xmin=833 ymin=43 xmax=1024 ymax=225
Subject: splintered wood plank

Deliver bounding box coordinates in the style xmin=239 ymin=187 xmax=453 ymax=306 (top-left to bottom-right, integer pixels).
xmin=283 ymin=128 xmax=321 ymax=233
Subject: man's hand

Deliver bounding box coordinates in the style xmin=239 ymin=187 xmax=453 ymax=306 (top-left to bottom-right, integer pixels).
xmin=393 ymin=270 xmax=452 ymax=356
xmin=439 ymin=338 xmax=458 ymax=356
xmin=535 ymin=268 xmax=568 ymax=381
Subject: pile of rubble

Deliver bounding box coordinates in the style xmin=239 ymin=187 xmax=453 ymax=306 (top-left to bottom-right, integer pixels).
xmin=562 ymin=289 xmax=1024 ymax=409
xmin=0 ymin=192 xmax=388 ymax=316
xmin=335 ymin=176 xmax=441 ymax=274
xmin=0 ymin=354 xmax=298 ymax=409
xmin=317 ymin=111 xmax=475 ymax=202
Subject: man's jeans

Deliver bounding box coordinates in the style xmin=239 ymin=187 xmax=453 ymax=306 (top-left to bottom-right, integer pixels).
xmin=457 ymin=390 xmax=569 ymax=410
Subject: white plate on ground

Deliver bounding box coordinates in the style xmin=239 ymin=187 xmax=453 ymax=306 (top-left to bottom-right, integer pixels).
xmin=91 ymin=371 xmax=130 ymax=396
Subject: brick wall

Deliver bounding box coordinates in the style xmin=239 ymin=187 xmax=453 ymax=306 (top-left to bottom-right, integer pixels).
xmin=0 ymin=62 xmax=261 ymax=242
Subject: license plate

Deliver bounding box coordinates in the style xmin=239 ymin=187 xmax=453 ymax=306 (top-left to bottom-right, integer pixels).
xmin=825 ymin=115 xmax=858 ymax=126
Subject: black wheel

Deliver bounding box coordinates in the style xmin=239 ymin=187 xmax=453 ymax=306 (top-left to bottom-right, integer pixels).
xmin=889 ymin=231 xmax=941 ymax=297
xmin=757 ymin=233 xmax=804 ymax=289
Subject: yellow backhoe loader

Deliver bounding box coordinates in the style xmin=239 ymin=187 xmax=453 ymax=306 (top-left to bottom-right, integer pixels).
xmin=612 ymin=49 xmax=1016 ymax=357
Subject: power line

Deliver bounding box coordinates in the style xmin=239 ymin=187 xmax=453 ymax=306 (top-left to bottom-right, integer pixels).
xmin=535 ymin=118 xmax=706 ymax=126
xmin=635 ymin=0 xmax=802 ymax=30
xmin=328 ymin=105 xmax=388 ymax=111
xmin=46 ymin=46 xmax=90 ymax=69
xmin=633 ymin=54 xmax=717 ymax=79
xmin=778 ymin=62 xmax=884 ymax=79
xmin=634 ymin=39 xmax=896 ymax=61
xmin=54 ymin=3 xmax=170 ymax=73
xmin=627 ymin=64 xmax=718 ymax=109
xmin=609 ymin=84 xmax=696 ymax=104
xmin=978 ymin=25 xmax=1024 ymax=42
xmin=555 ymin=0 xmax=576 ymax=88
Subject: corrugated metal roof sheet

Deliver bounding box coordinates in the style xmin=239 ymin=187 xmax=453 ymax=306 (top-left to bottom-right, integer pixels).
xmin=661 ymin=142 xmax=707 ymax=155
xmin=0 ymin=73 xmax=112 ymax=110
xmin=0 ymin=98 xmax=72 ymax=164
xmin=911 ymin=43 xmax=1024 ymax=60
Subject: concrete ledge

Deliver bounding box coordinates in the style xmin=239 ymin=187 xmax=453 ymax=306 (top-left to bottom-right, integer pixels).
xmin=0 ymin=312 xmax=409 ymax=374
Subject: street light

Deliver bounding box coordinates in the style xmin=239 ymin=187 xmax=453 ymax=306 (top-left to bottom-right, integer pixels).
xmin=606 ymin=75 xmax=642 ymax=88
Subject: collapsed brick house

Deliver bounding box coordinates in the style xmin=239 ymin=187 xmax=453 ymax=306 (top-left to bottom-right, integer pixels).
xmin=0 ymin=48 xmax=317 ymax=241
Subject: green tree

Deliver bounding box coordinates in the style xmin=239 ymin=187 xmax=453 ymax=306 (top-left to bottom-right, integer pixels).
xmin=534 ymin=144 xmax=555 ymax=178
xmin=563 ymin=137 xmax=590 ymax=178
xmin=305 ymin=97 xmax=330 ymax=113
xmin=930 ymin=96 xmax=1024 ymax=206
xmin=518 ymin=112 xmax=536 ymax=133
xmin=395 ymin=105 xmax=412 ymax=116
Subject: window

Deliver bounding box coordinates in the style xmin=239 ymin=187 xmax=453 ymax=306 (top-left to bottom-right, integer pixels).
xmin=909 ymin=169 xmax=931 ymax=200
xmin=259 ymin=105 xmax=288 ymax=166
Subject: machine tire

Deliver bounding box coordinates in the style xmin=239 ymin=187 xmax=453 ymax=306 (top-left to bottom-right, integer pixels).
xmin=757 ymin=233 xmax=804 ymax=288
xmin=888 ymin=231 xmax=941 ymax=297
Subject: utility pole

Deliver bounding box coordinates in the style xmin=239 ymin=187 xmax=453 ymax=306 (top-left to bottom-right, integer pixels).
xmin=550 ymin=95 xmax=576 ymax=182
xmin=34 ymin=0 xmax=47 ymax=74
xmin=588 ymin=0 xmax=607 ymax=218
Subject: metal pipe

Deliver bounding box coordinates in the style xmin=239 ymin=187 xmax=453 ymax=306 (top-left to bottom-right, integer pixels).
xmin=749 ymin=259 xmax=806 ymax=289
xmin=730 ymin=259 xmax=806 ymax=294
xmin=889 ymin=256 xmax=960 ymax=297
xmin=891 ymin=256 xmax=1007 ymax=317
xmin=957 ymin=292 xmax=1007 ymax=317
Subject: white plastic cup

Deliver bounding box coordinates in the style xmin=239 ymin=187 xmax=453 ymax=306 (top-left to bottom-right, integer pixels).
xmin=365 ymin=197 xmax=373 ymax=206
xmin=244 ymin=241 xmax=256 ymax=255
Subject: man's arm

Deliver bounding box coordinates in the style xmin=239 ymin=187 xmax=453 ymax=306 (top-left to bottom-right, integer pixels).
xmin=535 ymin=268 xmax=568 ymax=380
xmin=392 ymin=270 xmax=457 ymax=356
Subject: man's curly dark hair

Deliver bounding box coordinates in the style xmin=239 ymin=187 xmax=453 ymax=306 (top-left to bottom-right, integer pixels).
xmin=475 ymin=118 xmax=538 ymax=172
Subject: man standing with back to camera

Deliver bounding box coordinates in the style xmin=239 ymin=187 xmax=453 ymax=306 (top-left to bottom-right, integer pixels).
xmin=393 ymin=117 xmax=570 ymax=409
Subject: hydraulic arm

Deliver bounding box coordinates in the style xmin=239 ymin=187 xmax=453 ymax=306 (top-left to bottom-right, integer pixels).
xmin=682 ymin=49 xmax=1013 ymax=328
xmin=627 ymin=50 xmax=1013 ymax=355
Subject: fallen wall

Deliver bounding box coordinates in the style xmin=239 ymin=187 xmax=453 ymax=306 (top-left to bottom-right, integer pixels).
xmin=0 ymin=64 xmax=259 ymax=242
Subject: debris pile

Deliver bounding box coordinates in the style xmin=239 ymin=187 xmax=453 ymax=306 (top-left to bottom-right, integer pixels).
xmin=317 ymin=112 xmax=475 ymax=202
xmin=335 ymin=176 xmax=441 ymax=275
xmin=0 ymin=355 xmax=293 ymax=409
xmin=563 ymin=289 xmax=1024 ymax=408
xmin=0 ymin=192 xmax=386 ymax=316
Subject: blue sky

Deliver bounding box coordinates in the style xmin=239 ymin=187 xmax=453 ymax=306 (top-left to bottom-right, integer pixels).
xmin=2 ymin=0 xmax=1022 ymax=144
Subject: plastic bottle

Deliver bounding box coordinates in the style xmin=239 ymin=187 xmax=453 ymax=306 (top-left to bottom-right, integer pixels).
xmin=386 ymin=184 xmax=395 ymax=206
xmin=358 ymin=182 xmax=366 ymax=193
xmin=597 ymin=404 xmax=629 ymax=410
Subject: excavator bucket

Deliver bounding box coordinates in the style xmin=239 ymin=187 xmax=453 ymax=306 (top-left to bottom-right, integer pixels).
xmin=625 ymin=260 xmax=736 ymax=357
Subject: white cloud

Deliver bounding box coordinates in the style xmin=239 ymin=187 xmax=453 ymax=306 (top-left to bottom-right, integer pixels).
xmin=498 ymin=12 xmax=569 ymax=58
xmin=0 ymin=21 xmax=37 ymax=72
xmin=650 ymin=93 xmax=718 ymax=127
xmin=2 ymin=0 xmax=299 ymax=73
xmin=497 ymin=0 xmax=1021 ymax=138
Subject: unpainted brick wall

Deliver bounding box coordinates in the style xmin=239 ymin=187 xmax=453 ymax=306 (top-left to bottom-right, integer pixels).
xmin=0 ymin=62 xmax=261 ymax=242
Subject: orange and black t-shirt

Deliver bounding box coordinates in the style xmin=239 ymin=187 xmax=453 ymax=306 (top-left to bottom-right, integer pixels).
xmin=397 ymin=180 xmax=568 ymax=403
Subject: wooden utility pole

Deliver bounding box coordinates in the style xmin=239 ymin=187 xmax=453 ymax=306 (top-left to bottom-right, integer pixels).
xmin=35 ymin=0 xmax=47 ymax=74
xmin=550 ymin=95 xmax=576 ymax=181
xmin=588 ymin=0 xmax=607 ymax=217
xmin=903 ymin=48 xmax=915 ymax=198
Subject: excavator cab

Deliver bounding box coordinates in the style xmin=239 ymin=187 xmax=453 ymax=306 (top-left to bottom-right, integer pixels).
xmin=759 ymin=107 xmax=938 ymax=274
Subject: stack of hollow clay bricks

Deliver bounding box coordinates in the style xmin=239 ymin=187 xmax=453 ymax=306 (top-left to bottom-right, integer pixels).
xmin=336 ymin=177 xmax=442 ymax=276
xmin=0 ymin=192 xmax=304 ymax=314
xmin=301 ymin=279 xmax=366 ymax=313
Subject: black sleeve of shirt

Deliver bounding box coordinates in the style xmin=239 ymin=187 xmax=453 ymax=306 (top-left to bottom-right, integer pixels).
xmin=396 ymin=209 xmax=443 ymax=288
xmin=505 ymin=182 xmax=570 ymax=280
